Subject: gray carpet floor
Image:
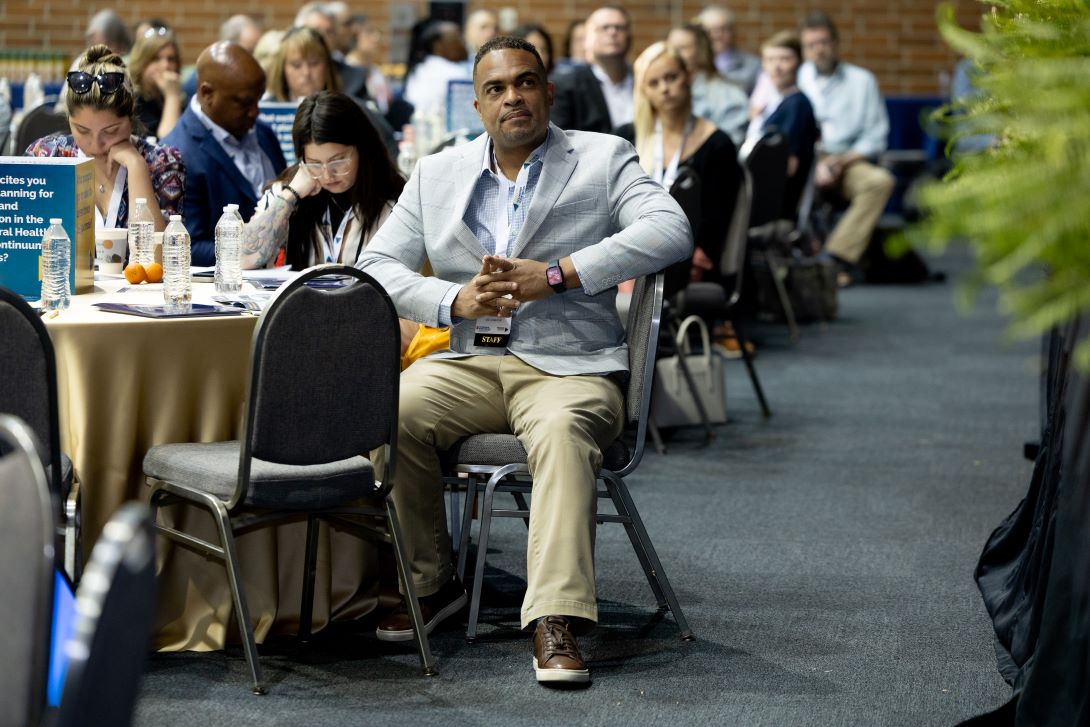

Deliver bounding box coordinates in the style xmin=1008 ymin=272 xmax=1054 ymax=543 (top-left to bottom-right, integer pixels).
xmin=133 ymin=247 xmax=1032 ymax=726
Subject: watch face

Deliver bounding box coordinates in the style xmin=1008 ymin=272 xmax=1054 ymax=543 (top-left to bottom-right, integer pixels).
xmin=547 ymin=266 xmax=563 ymax=286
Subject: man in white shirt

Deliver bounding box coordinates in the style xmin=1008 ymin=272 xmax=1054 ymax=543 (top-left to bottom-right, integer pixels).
xmin=798 ymin=11 xmax=894 ymax=267
xmin=551 ymin=5 xmax=633 ymax=132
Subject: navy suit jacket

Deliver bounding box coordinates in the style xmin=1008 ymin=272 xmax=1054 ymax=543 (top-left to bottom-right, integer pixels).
xmin=163 ymin=107 xmax=287 ymax=266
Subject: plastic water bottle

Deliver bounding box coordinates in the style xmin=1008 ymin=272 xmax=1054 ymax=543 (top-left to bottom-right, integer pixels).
xmin=214 ymin=203 xmax=243 ymax=293
xmin=162 ymin=214 xmax=192 ymax=311
xmin=128 ymin=197 xmax=156 ymax=266
xmin=40 ymin=218 xmax=71 ymax=311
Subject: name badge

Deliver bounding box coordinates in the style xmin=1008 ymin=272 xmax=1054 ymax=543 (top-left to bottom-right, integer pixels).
xmin=474 ymin=315 xmax=511 ymax=347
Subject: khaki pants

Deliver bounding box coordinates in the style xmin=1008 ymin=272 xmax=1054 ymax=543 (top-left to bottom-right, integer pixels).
xmin=375 ymin=355 xmax=624 ymax=629
xmin=823 ymin=159 xmax=895 ymax=264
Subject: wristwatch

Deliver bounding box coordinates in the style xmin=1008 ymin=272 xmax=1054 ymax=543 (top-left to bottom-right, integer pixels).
xmin=546 ymin=259 xmax=565 ymax=294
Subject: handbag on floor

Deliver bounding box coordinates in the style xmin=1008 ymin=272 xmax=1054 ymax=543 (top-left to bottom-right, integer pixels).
xmin=651 ymin=315 xmax=728 ymax=428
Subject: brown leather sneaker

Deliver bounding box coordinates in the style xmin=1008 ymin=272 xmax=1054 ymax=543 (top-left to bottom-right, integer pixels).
xmin=533 ymin=616 xmax=590 ymax=684
xmin=375 ymin=576 xmax=467 ymax=642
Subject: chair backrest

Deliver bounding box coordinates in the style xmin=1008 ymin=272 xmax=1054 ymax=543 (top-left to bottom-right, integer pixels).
xmin=15 ymin=103 xmax=69 ymax=155
xmin=719 ymin=166 xmax=754 ymax=308
xmin=664 ymin=166 xmax=703 ymax=299
xmin=235 ymin=265 xmax=402 ymax=505
xmin=740 ymin=131 xmax=789 ymax=228
xmin=0 ymin=415 xmax=56 ymax=727
xmin=56 ymin=502 xmax=155 ymax=727
xmin=620 ymin=272 xmax=665 ymax=476
xmin=0 ymin=285 xmax=64 ymax=504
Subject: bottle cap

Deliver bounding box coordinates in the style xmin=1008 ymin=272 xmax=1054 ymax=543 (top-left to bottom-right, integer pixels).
xmin=169 ymin=214 xmax=182 ymax=221
xmin=136 ymin=197 xmax=147 ymax=204
xmin=227 ymin=203 xmax=239 ymax=210
xmin=49 ymin=217 xmax=62 ymax=224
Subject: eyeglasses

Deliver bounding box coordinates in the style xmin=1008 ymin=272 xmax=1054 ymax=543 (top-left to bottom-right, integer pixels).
xmin=66 ymin=71 xmax=126 ymax=95
xmin=301 ymin=152 xmax=355 ymax=178
xmin=143 ymin=25 xmax=171 ymax=38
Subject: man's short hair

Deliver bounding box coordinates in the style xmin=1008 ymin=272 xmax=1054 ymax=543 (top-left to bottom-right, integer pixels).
xmin=591 ymin=5 xmax=632 ymax=28
xmin=800 ymin=10 xmax=839 ymax=41
xmin=472 ymin=36 xmax=547 ymax=83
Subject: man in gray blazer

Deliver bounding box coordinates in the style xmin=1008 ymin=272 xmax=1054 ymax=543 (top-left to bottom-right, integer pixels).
xmin=358 ymin=36 xmax=691 ymax=685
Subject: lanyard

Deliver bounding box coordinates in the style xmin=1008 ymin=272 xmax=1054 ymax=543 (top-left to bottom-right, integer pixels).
xmin=490 ymin=143 xmax=543 ymax=258
xmin=81 ymin=147 xmax=127 ymax=229
xmin=652 ymin=116 xmax=693 ymax=191
xmin=320 ymin=205 xmax=354 ymax=263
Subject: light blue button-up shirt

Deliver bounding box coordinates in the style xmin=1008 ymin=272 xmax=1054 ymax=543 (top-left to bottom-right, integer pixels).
xmin=798 ymin=61 xmax=889 ymax=158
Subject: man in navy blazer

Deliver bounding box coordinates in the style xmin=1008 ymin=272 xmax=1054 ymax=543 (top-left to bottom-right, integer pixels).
xmin=163 ymin=42 xmax=286 ymax=266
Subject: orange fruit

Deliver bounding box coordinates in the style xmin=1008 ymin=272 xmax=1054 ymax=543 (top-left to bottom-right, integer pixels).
xmin=144 ymin=262 xmax=163 ymax=283
xmin=123 ymin=263 xmax=147 ymax=284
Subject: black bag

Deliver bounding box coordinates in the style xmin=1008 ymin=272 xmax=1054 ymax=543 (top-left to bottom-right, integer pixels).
xmin=748 ymin=221 xmax=838 ymax=323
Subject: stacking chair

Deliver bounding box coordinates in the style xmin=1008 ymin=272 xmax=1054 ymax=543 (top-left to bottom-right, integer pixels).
xmin=674 ymin=166 xmax=772 ymax=419
xmin=0 ymin=285 xmax=81 ymax=582
xmin=13 ymin=103 xmax=68 ymax=155
xmin=444 ymin=272 xmax=693 ymax=642
xmin=739 ymin=132 xmax=800 ymax=340
xmin=0 ymin=415 xmax=56 ymax=727
xmin=143 ymin=265 xmax=434 ymax=695
xmin=55 ymin=502 xmax=156 ymax=727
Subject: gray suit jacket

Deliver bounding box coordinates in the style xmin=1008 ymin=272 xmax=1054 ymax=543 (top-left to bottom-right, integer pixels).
xmin=358 ymin=123 xmax=692 ymax=376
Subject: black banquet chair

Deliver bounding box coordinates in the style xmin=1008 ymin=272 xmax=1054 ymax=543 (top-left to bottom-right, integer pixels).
xmin=55 ymin=502 xmax=156 ymax=727
xmin=143 ymin=265 xmax=435 ymax=695
xmin=0 ymin=284 xmax=81 ymax=582
xmin=445 ymin=272 xmax=693 ymax=642
xmin=0 ymin=415 xmax=56 ymax=727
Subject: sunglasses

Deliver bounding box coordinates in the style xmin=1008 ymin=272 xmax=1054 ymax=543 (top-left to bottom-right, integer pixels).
xmin=143 ymin=25 xmax=171 ymax=39
xmin=66 ymin=71 xmax=126 ymax=95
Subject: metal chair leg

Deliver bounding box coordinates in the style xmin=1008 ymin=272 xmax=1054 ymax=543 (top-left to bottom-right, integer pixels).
xmin=208 ymin=501 xmax=268 ymax=694
xmin=386 ymin=499 xmax=437 ymax=676
xmin=456 ymin=477 xmax=478 ymax=582
xmin=512 ymin=492 xmax=530 ymax=528
xmin=603 ymin=473 xmax=693 ymax=640
xmin=466 ymin=474 xmax=499 ymax=641
xmin=298 ymin=515 xmax=320 ymax=641
xmin=732 ymin=322 xmax=772 ymax=418
xmin=766 ymin=252 xmax=800 ymax=342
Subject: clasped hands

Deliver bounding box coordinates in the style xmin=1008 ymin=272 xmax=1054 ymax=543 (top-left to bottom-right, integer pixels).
xmin=452 ymin=255 xmax=552 ymax=320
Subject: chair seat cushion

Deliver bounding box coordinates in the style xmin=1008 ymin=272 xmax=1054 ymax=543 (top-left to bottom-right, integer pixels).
xmin=442 ymin=434 xmax=630 ymax=472
xmin=143 ymin=441 xmax=374 ymax=510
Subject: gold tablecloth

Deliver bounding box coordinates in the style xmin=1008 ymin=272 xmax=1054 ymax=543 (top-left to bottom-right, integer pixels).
xmin=45 ymin=279 xmax=390 ymax=651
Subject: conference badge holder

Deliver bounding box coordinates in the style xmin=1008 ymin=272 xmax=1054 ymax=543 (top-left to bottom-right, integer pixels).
xmin=473 ymin=315 xmax=511 ymax=348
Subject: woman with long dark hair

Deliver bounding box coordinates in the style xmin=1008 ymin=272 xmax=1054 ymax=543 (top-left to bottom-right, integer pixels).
xmin=240 ymin=90 xmax=404 ymax=269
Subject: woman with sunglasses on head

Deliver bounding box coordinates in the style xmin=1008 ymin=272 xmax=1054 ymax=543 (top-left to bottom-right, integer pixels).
xmin=240 ymin=90 xmax=403 ymax=269
xmin=129 ymin=25 xmax=185 ymax=140
xmin=25 ymin=45 xmax=184 ymax=232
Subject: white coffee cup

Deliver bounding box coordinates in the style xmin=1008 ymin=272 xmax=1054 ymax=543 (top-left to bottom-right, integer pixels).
xmin=94 ymin=228 xmax=128 ymax=274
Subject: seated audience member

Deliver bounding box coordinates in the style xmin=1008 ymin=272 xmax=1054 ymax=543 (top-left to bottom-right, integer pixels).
xmin=514 ymin=24 xmax=555 ymax=75
xmin=747 ymin=31 xmax=819 ymax=219
xmin=357 ymin=36 xmax=691 ymax=685
xmin=402 ymin=19 xmax=470 ymax=117
xmin=614 ymin=41 xmax=738 ymax=291
xmin=240 ymin=91 xmax=402 ymax=269
xmin=220 ymin=14 xmax=263 ymax=53
xmin=667 ymin=23 xmax=748 ymax=146
xmin=84 ymin=9 xmax=132 ymax=56
xmin=551 ymin=5 xmax=634 ymax=132
xmin=698 ymin=5 xmax=760 ymax=95
xmin=295 ymin=1 xmax=369 ymax=100
xmin=464 ymin=9 xmax=500 ymax=60
xmin=162 ymin=42 xmax=286 ymax=267
xmin=797 ymin=11 xmax=894 ymax=270
xmin=129 ymin=26 xmax=185 ymax=139
xmin=345 ymin=14 xmax=392 ymax=113
xmin=26 ymin=45 xmax=184 ymax=232
xmin=265 ymin=27 xmax=397 ymax=161
xmin=556 ymin=20 xmax=587 ymax=69
xmin=252 ymin=30 xmax=287 ymax=77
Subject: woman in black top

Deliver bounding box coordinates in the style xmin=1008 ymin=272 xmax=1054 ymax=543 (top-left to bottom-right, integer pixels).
xmin=128 ymin=26 xmax=185 ymax=140
xmin=614 ymin=41 xmax=740 ymax=288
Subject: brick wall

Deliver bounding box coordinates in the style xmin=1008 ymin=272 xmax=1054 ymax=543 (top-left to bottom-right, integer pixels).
xmin=0 ymin=0 xmax=985 ymax=95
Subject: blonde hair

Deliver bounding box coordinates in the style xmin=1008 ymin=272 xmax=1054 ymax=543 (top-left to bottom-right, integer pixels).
xmin=266 ymin=26 xmax=341 ymax=101
xmin=63 ymin=44 xmax=136 ymax=120
xmin=128 ymin=30 xmax=180 ymax=100
xmin=761 ymin=30 xmax=802 ymax=59
xmin=632 ymin=41 xmax=691 ymax=176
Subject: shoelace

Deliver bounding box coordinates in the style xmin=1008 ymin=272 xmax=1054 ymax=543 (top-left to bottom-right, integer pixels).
xmin=539 ymin=618 xmax=581 ymax=662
